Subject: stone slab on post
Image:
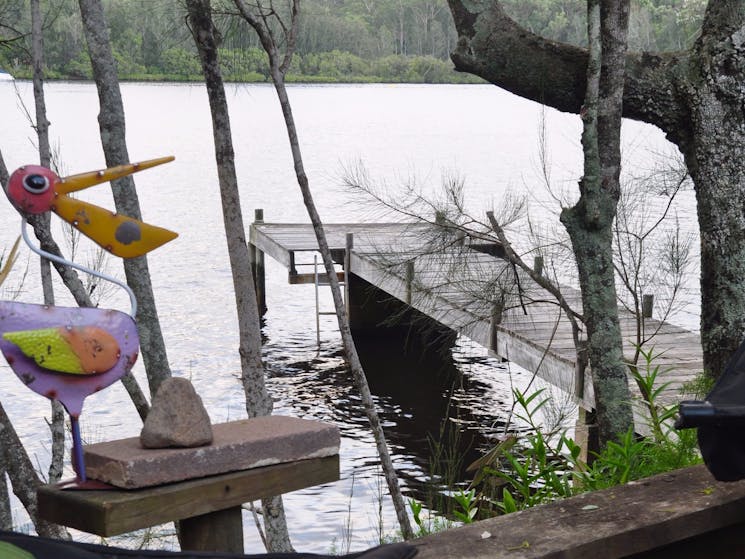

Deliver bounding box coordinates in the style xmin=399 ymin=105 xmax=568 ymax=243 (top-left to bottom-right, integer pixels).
xmin=37 ymin=415 xmax=340 ymax=554
xmin=83 ymin=416 xmax=339 ymax=489
xmin=405 ymin=260 xmax=414 ymax=305
xmin=642 ymin=294 xmax=654 ymax=319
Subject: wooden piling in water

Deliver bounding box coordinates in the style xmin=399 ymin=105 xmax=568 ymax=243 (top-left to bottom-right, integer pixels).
xmin=405 ymin=260 xmax=414 ymax=305
xmin=642 ymin=294 xmax=654 ymax=318
xmin=345 ymin=233 xmax=353 ymax=321
xmin=249 ymin=209 xmax=267 ymax=316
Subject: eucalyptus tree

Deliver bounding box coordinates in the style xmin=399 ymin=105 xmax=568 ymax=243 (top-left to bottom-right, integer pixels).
xmin=447 ymin=0 xmax=745 ymax=380
xmin=185 ymin=0 xmax=293 ymax=551
xmin=560 ymin=0 xmax=634 ymax=442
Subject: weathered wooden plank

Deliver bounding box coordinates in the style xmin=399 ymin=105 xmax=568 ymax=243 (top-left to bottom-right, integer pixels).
xmin=289 ymin=271 xmax=346 ymax=285
xmin=412 ymin=465 xmax=745 ymax=559
xmin=37 ymin=455 xmax=339 ymax=537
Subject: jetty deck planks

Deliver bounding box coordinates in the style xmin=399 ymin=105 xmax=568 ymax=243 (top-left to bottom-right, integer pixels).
xmin=250 ymin=221 xmax=704 ymax=427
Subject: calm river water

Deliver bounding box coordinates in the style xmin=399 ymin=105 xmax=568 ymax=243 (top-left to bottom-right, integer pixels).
xmin=0 ymin=81 xmax=698 ymax=552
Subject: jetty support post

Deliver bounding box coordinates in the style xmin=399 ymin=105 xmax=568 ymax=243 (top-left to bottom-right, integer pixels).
xmin=642 ymin=294 xmax=654 ymax=319
xmin=574 ymin=407 xmax=599 ymax=464
xmin=249 ymin=209 xmax=267 ymax=316
xmin=345 ymin=233 xmax=353 ymax=321
xmin=405 ymin=260 xmax=414 ymax=305
xmin=533 ymin=255 xmax=544 ymax=276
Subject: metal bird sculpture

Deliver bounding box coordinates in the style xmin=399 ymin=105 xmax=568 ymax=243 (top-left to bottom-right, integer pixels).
xmin=0 ymin=157 xmax=177 ymax=489
xmin=6 ymin=156 xmax=176 ymax=258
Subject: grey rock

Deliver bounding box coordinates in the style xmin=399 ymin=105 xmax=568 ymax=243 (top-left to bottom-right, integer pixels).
xmin=140 ymin=377 xmax=213 ymax=449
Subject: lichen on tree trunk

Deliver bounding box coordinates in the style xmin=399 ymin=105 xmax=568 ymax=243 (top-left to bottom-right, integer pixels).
xmin=559 ymin=0 xmax=634 ymax=444
xmin=446 ymin=0 xmax=745 ymax=381
xmin=683 ymin=1 xmax=745 ymax=377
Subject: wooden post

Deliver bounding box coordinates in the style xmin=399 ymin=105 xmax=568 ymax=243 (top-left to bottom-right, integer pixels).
xmin=345 ymin=233 xmax=353 ymax=321
xmin=405 ymin=260 xmax=414 ymax=305
xmin=642 ymin=294 xmax=654 ymax=319
xmin=533 ymin=255 xmax=544 ymax=277
xmin=574 ymin=407 xmax=599 ymax=465
xmin=314 ymin=254 xmax=321 ymax=346
xmin=489 ymin=301 xmax=502 ymax=352
xmin=251 ymin=209 xmax=266 ymax=316
xmin=180 ymin=506 xmax=244 ymax=553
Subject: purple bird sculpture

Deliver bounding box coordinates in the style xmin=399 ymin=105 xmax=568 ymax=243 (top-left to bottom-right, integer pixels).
xmin=0 ymin=303 xmax=139 ymax=487
xmin=0 ymin=157 xmax=176 ymax=489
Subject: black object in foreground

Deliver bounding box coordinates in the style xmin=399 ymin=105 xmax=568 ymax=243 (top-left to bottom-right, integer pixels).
xmin=676 ymin=338 xmax=745 ymax=481
xmin=676 ymin=401 xmax=745 ymax=428
xmin=0 ymin=531 xmax=417 ymax=559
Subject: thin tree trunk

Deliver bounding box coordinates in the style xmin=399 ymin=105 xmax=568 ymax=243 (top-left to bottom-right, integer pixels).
xmin=30 ymin=0 xmax=67 ymax=486
xmin=78 ymin=0 xmax=172 ymax=397
xmin=231 ymin=0 xmax=413 ymax=539
xmin=273 ymin=70 xmax=414 ymax=540
xmin=0 ymin=402 xmax=67 ymax=538
xmin=0 ymin=473 xmax=11 ymax=530
xmin=0 ymin=151 xmax=72 ymax=537
xmin=560 ymin=0 xmax=633 ymax=445
xmin=186 ymin=0 xmax=293 ymax=551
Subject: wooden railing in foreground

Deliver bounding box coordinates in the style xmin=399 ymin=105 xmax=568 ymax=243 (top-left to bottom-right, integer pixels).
xmin=412 ymin=465 xmax=745 ymax=559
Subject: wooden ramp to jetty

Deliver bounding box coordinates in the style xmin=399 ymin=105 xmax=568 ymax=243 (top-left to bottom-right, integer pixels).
xmin=249 ymin=220 xmax=703 ymax=422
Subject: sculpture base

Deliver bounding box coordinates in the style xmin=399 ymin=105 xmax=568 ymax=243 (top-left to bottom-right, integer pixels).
xmin=83 ymin=416 xmax=340 ymax=489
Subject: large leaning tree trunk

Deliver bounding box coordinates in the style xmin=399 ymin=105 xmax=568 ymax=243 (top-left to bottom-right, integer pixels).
xmin=185 ymin=0 xmax=293 ymax=552
xmin=446 ymin=0 xmax=745 ymax=380
xmin=78 ymin=0 xmax=172 ymax=397
xmin=231 ymin=0 xmax=414 ymax=540
xmin=560 ymin=0 xmax=634 ymax=443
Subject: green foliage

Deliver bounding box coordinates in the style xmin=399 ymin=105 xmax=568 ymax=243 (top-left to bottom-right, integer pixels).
xmin=500 ymin=0 xmax=706 ymax=50
xmin=0 ymin=0 xmax=706 ymax=83
xmin=629 ymin=346 xmax=678 ymax=443
xmin=452 ymin=489 xmax=478 ymax=524
xmin=408 ymin=498 xmax=453 ymax=537
xmin=681 ymin=370 xmax=715 ymax=399
xmin=160 ymin=48 xmax=201 ymax=79
xmin=468 ymin=353 xmax=703 ymax=517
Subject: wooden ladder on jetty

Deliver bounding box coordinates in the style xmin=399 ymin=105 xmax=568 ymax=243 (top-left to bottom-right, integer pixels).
xmin=248 ymin=214 xmax=704 ymax=432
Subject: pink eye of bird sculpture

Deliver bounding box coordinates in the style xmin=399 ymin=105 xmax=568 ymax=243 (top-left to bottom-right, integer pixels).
xmin=0 ymin=157 xmax=177 ymax=489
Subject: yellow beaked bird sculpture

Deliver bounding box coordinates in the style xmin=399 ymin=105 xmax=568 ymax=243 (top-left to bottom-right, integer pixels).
xmin=1 ymin=157 xmax=177 ymax=488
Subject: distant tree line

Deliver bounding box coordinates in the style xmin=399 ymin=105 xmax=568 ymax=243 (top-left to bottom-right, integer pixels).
xmin=0 ymin=0 xmax=705 ymax=83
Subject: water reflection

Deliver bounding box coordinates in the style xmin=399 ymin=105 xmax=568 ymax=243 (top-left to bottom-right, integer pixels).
xmin=263 ymin=315 xmax=521 ymax=518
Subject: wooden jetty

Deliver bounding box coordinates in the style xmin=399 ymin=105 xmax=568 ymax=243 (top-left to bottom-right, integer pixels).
xmin=248 ymin=216 xmax=704 ymax=429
